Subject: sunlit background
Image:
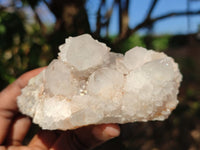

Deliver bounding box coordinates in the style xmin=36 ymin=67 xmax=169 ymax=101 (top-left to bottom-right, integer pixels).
xmin=0 ymin=0 xmax=200 ymax=149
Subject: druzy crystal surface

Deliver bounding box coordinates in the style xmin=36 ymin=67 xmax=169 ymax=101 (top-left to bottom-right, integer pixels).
xmin=17 ymin=34 xmax=182 ymax=130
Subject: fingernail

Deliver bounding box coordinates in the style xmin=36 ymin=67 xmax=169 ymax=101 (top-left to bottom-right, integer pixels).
xmin=104 ymin=126 xmax=120 ymax=139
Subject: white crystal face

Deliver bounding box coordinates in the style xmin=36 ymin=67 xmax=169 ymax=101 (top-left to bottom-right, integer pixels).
xmin=44 ymin=59 xmax=77 ymax=98
xmin=142 ymin=58 xmax=174 ymax=83
xmin=59 ymin=34 xmax=110 ymax=71
xmin=17 ymin=34 xmax=182 ymax=130
xmin=87 ymin=67 xmax=124 ymax=99
xmin=124 ymin=46 xmax=147 ymax=70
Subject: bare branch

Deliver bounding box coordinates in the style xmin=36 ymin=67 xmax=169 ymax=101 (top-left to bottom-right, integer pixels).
xmin=114 ymin=10 xmax=200 ymax=44
xmin=116 ymin=0 xmax=129 ymax=38
xmin=121 ymin=0 xmax=129 ymax=37
xmin=145 ymin=0 xmax=158 ymax=20
xmin=118 ymin=0 xmax=122 ymax=35
xmin=94 ymin=0 xmax=115 ymax=37
xmin=105 ymin=1 xmax=115 ymax=19
xmin=94 ymin=0 xmax=105 ymax=37
xmin=152 ymin=10 xmax=200 ymax=22
xmin=105 ymin=1 xmax=115 ymax=37
xmin=29 ymin=5 xmax=47 ymax=36
xmin=42 ymin=0 xmax=51 ymax=11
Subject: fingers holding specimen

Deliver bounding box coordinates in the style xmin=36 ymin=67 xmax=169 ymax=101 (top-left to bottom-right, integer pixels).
xmin=72 ymin=124 xmax=120 ymax=149
xmin=28 ymin=130 xmax=59 ymax=150
xmin=5 ymin=115 xmax=31 ymax=146
xmin=92 ymin=124 xmax=120 ymax=141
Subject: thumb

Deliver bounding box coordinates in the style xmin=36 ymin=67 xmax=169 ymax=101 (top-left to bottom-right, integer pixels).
xmin=71 ymin=124 xmax=120 ymax=149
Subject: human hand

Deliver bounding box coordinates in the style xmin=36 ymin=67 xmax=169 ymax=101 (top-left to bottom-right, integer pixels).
xmin=0 ymin=68 xmax=120 ymax=150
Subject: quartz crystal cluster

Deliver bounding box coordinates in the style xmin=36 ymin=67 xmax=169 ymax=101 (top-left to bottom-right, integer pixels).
xmin=17 ymin=34 xmax=182 ymax=130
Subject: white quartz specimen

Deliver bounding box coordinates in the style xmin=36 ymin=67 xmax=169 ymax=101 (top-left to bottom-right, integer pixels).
xmin=59 ymin=34 xmax=110 ymax=72
xmin=17 ymin=34 xmax=182 ymax=130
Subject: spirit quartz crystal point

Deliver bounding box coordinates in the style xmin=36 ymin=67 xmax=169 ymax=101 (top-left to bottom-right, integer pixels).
xmin=17 ymin=34 xmax=182 ymax=130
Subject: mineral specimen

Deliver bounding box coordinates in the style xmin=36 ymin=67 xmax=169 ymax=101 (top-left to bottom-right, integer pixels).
xmin=17 ymin=34 xmax=182 ymax=130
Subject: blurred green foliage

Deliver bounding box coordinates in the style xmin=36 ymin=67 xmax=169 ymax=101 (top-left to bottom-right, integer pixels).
xmin=0 ymin=11 xmax=53 ymax=88
xmin=117 ymin=34 xmax=146 ymax=53
xmin=152 ymin=35 xmax=172 ymax=51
